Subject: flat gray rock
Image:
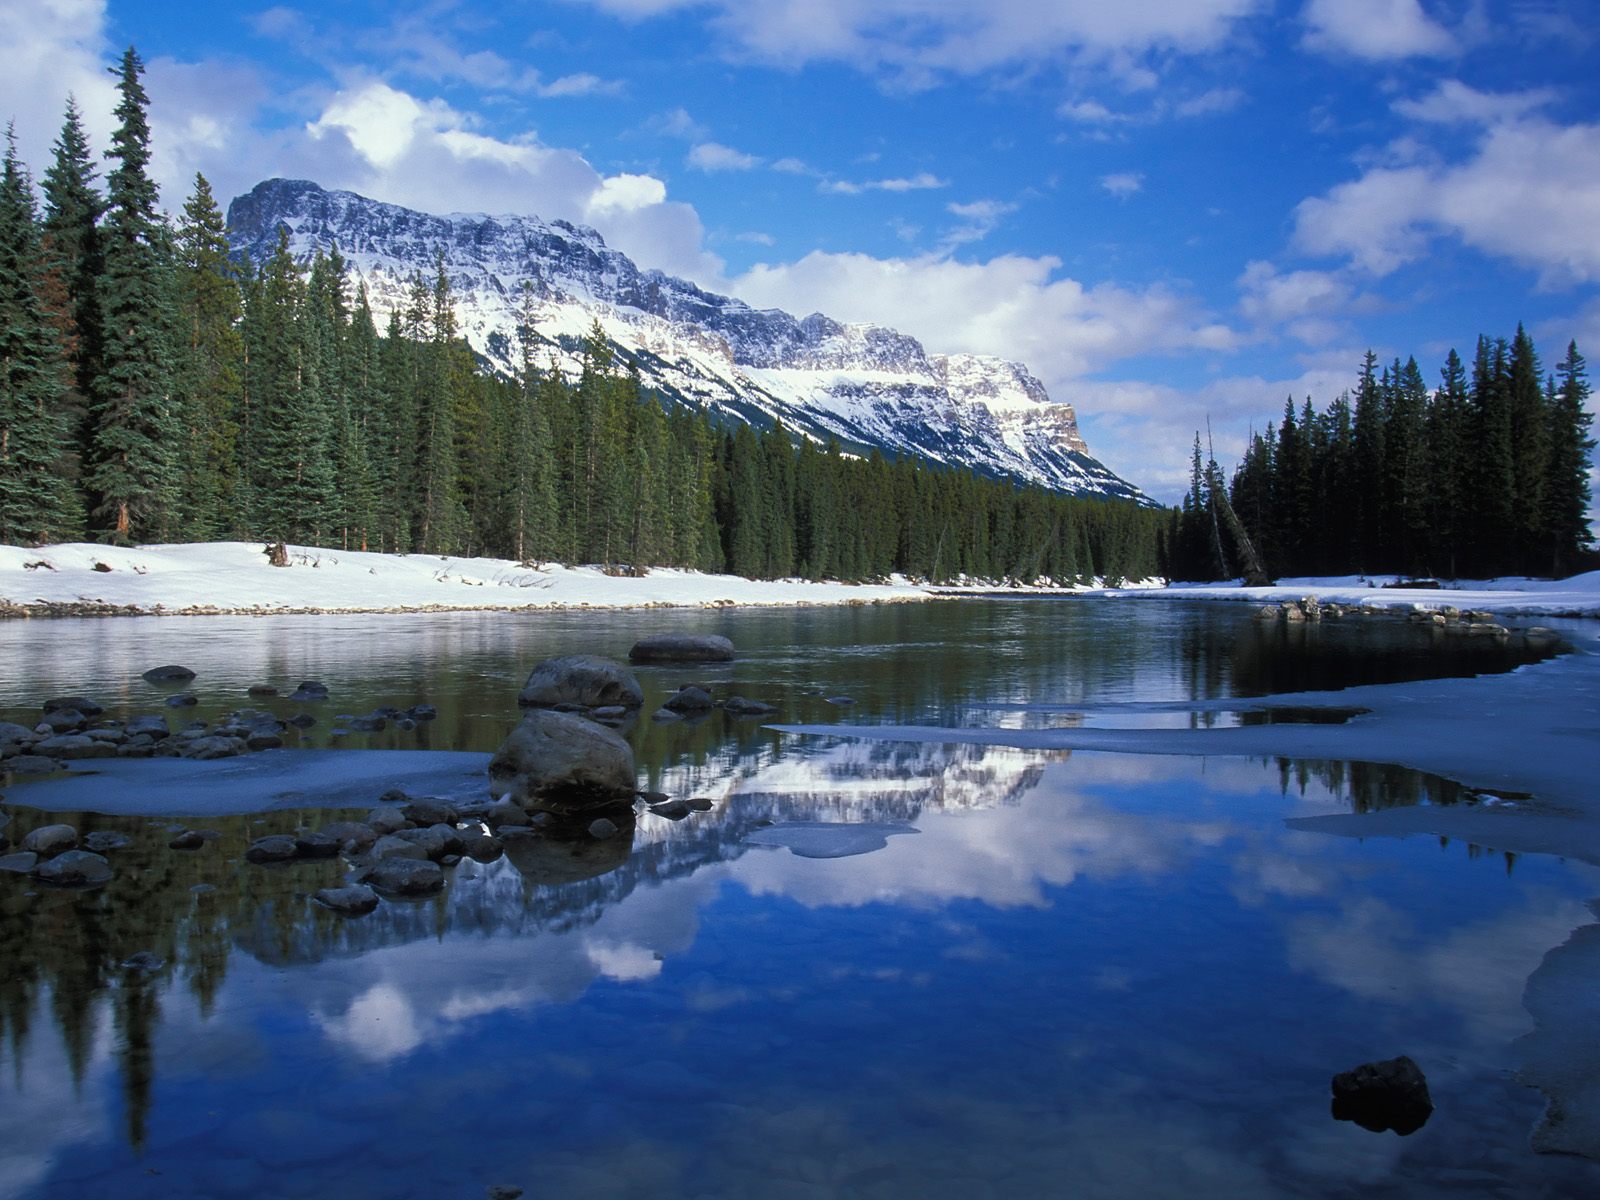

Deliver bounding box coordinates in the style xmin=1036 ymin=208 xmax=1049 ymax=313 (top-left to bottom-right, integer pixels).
xmin=362 ymin=858 xmax=445 ymax=896
xmin=33 ymin=849 xmax=112 ymax=886
xmin=314 ymin=884 xmax=380 ymax=915
xmin=628 ymin=634 xmax=735 ymax=664
xmin=517 ymin=654 xmax=643 ymax=710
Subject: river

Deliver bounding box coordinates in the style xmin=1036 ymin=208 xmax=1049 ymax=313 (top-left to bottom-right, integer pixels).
xmin=0 ymin=600 xmax=1596 ymax=1198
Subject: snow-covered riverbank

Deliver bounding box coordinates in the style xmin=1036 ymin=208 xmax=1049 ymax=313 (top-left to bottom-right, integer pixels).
xmin=0 ymin=541 xmax=932 ymax=614
xmin=5 ymin=541 xmax=1599 ymax=618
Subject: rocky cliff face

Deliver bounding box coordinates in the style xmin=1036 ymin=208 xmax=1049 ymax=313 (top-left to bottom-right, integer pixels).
xmin=227 ymin=179 xmax=1148 ymax=503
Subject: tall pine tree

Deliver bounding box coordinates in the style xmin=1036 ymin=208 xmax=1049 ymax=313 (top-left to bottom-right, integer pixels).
xmin=89 ymin=47 xmax=177 ymax=542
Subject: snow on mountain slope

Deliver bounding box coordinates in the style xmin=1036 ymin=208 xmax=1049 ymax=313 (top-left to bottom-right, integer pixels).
xmin=227 ymin=179 xmax=1150 ymax=504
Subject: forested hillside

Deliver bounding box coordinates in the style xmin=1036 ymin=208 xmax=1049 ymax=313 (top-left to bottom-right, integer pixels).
xmin=0 ymin=49 xmax=1164 ymax=586
xmin=1168 ymin=334 xmax=1594 ymax=582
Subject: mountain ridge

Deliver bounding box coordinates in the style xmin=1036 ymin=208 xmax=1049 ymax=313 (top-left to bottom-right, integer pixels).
xmin=226 ymin=178 xmax=1150 ymax=504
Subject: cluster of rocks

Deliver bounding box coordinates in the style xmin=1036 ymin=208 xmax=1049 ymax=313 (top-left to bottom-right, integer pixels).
xmin=1255 ymin=598 xmax=1554 ymax=645
xmin=0 ymin=818 xmax=189 ymax=887
xmin=0 ymin=666 xmax=441 ymax=776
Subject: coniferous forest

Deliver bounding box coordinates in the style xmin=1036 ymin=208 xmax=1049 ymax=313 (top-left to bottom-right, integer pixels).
xmin=1166 ymin=334 xmax=1595 ymax=583
xmin=0 ymin=49 xmax=1166 ymax=587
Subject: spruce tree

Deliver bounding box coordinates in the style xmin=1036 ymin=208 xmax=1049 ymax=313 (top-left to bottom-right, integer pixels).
xmin=89 ymin=47 xmax=177 ymax=542
xmin=0 ymin=130 xmax=75 ymax=543
xmin=39 ymin=95 xmax=103 ymax=512
xmin=1545 ymin=343 xmax=1594 ymax=575
xmin=1507 ymin=324 xmax=1550 ymax=572
xmin=171 ymin=173 xmax=243 ymax=538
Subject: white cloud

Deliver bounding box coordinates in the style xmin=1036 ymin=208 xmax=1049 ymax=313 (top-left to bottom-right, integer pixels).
xmin=1293 ymin=115 xmax=1600 ymax=284
xmin=1100 ymin=172 xmax=1144 ymax=197
xmin=567 ymin=0 xmax=1263 ymax=83
xmin=822 ymin=170 xmax=948 ymax=195
xmin=588 ymin=171 xmax=669 ymax=214
xmin=1392 ymin=79 xmax=1557 ymax=126
xmin=0 ymin=0 xmax=119 ymax=172
xmin=537 ymin=72 xmax=626 ymax=98
xmin=1175 ymin=86 xmax=1245 ymax=118
xmin=687 ymin=140 xmax=763 ymax=171
xmin=1300 ymin=0 xmax=1456 ymax=60
xmin=1058 ymin=99 xmax=1130 ymax=124
xmin=1237 ymin=260 xmax=1355 ymax=343
xmin=731 ymin=249 xmax=1237 ymax=415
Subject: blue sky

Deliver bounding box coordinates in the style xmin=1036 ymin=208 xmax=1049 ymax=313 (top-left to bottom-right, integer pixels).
xmin=4 ymin=0 xmax=1599 ymax=501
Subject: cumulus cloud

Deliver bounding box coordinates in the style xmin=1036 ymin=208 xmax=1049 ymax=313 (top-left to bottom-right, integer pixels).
xmin=0 ymin=0 xmax=119 ymax=171
xmin=1300 ymin=0 xmax=1456 ymax=60
xmin=565 ymin=0 xmax=1263 ymax=83
xmin=1236 ymin=260 xmax=1361 ymax=345
xmin=732 ymin=249 xmax=1236 ymax=392
xmin=1293 ymin=115 xmax=1600 ymax=284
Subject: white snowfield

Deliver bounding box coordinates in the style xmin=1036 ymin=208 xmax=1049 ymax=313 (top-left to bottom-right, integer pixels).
xmin=6 ymin=541 xmax=1599 ymax=618
xmin=0 ymin=541 xmax=933 ymax=613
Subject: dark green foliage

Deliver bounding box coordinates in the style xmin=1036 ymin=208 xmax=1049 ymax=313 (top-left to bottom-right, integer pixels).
xmin=0 ymin=130 xmax=75 ymax=542
xmin=89 ymin=47 xmax=177 ymax=542
xmin=1207 ymin=332 xmax=1595 ymax=582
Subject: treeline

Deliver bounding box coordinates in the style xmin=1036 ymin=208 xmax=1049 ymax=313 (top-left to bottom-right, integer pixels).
xmin=0 ymin=48 xmax=1164 ymax=584
xmin=1167 ymin=332 xmax=1594 ymax=581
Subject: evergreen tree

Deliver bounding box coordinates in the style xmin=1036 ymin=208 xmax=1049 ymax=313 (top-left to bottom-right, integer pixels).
xmin=1351 ymin=350 xmax=1385 ymax=571
xmin=89 ymin=47 xmax=177 ymax=542
xmin=0 ymin=129 xmax=75 ymax=543
xmin=1545 ymin=343 xmax=1595 ymax=575
xmin=39 ymin=96 xmax=103 ymax=515
xmin=171 ymin=173 xmax=243 ymax=538
xmin=1507 ymin=323 xmax=1550 ymax=572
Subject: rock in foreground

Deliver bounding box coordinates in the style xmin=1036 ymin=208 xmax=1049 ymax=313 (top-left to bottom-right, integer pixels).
xmin=1331 ymin=1055 xmax=1433 ymax=1135
xmin=490 ymin=709 xmax=637 ymax=808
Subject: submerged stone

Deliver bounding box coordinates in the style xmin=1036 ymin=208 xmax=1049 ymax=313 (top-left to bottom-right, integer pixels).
xmin=628 ymin=634 xmax=735 ymax=664
xmin=33 ymin=849 xmax=112 ymax=887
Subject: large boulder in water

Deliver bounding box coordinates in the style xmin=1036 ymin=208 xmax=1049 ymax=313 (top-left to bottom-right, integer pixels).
xmin=516 ymin=655 xmax=643 ymax=710
xmin=628 ymin=634 xmax=735 ymax=664
xmin=489 ymin=709 xmax=637 ymax=808
xmin=1331 ymin=1055 xmax=1433 ymax=1135
xmin=142 ymin=664 xmax=196 ymax=683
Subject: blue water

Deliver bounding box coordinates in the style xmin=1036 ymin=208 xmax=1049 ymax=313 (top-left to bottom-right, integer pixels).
xmin=1 ymin=603 xmax=1595 ymax=1198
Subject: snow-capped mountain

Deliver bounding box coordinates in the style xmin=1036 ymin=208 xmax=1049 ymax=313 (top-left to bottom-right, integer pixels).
xmin=226 ymin=179 xmax=1148 ymax=503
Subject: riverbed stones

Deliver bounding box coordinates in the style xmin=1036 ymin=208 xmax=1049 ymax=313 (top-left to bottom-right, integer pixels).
xmin=517 ymin=655 xmax=644 ymax=710
xmin=33 ymin=850 xmax=112 ymax=887
xmin=35 ymin=733 xmax=118 ymax=759
xmin=22 ymin=824 xmax=77 ymax=857
xmin=1331 ymin=1055 xmax=1433 ymax=1135
xmin=314 ymin=884 xmax=380 ymax=915
xmin=244 ymin=834 xmax=300 ymax=864
xmin=4 ymin=755 xmax=60 ymax=775
xmin=181 ymin=736 xmax=249 ymax=760
xmin=366 ymin=808 xmax=409 ymax=836
xmin=43 ymin=695 xmax=103 ymax=716
xmin=142 ymin=664 xmax=196 ymax=683
xmin=167 ymin=829 xmax=206 ymax=851
xmin=370 ymin=834 xmax=430 ymax=862
xmin=165 ymin=692 xmax=199 ymax=707
xmin=289 ymin=681 xmax=330 ymax=702
xmin=38 ymin=709 xmax=89 ymax=733
xmin=648 ymin=798 xmax=693 ymax=821
xmin=84 ymin=831 xmax=131 ymax=852
xmin=362 ymin=858 xmax=444 ymax=896
xmin=628 ymin=634 xmax=735 ymax=664
xmin=0 ymin=720 xmax=38 ymax=746
xmin=402 ymin=799 xmax=457 ymax=826
xmin=490 ymin=709 xmax=637 ymax=807
xmin=293 ymin=831 xmax=343 ymax=859
xmin=588 ymin=817 xmax=619 ymax=839
xmin=723 ymin=696 xmax=777 ymax=716
xmin=0 ymin=851 xmax=37 ymax=873
xmin=663 ymin=686 xmax=715 ymax=713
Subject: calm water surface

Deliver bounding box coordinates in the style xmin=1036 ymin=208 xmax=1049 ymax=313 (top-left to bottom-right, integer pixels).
xmin=0 ymin=600 xmax=1595 ymax=1198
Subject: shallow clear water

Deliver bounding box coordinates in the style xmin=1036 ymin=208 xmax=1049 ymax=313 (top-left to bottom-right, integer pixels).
xmin=0 ymin=601 xmax=1594 ymax=1199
